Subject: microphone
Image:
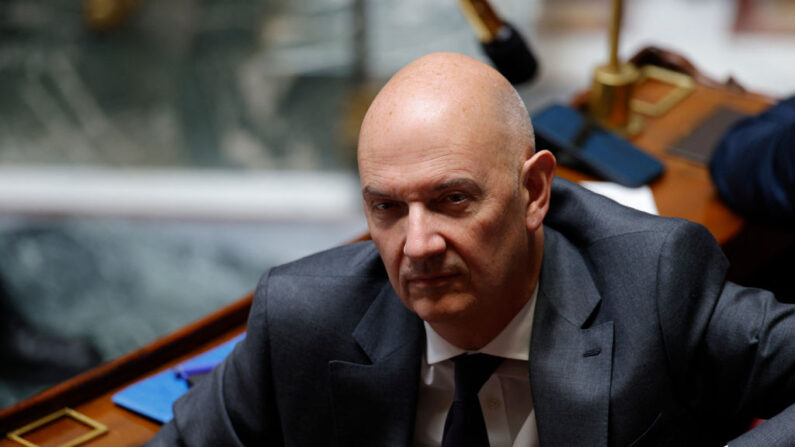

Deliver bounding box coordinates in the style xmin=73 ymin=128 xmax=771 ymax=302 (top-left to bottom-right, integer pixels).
xmin=458 ymin=0 xmax=539 ymax=85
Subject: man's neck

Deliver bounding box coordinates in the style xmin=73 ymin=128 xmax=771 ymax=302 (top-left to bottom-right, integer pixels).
xmin=429 ymin=291 xmax=532 ymax=350
xmin=425 ymin=286 xmax=538 ymax=362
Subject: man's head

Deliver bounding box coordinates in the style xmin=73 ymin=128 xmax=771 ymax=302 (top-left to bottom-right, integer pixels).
xmin=357 ymin=52 xmax=555 ymax=349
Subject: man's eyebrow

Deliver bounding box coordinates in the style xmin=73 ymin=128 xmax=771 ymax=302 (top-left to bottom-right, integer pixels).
xmin=362 ymin=179 xmax=481 ymax=197
xmin=361 ymin=186 xmax=389 ymax=197
xmin=433 ymin=178 xmax=480 ymax=192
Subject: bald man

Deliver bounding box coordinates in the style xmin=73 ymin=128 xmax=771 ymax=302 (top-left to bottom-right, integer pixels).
xmin=148 ymin=53 xmax=795 ymax=446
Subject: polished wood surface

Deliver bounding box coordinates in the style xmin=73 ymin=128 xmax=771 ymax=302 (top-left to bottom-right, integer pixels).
xmin=1 ymin=295 xmax=251 ymax=445
xmin=0 ymin=47 xmax=777 ymax=446
xmin=561 ymin=47 xmax=774 ymax=245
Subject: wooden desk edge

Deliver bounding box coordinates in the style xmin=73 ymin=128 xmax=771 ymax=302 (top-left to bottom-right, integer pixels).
xmin=0 ymin=293 xmax=254 ymax=434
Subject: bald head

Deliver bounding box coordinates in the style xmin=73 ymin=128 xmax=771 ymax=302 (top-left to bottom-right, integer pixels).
xmin=358 ymin=52 xmax=534 ymax=172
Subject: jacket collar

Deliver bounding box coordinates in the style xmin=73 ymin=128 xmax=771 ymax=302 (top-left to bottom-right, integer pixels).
xmin=328 ymin=282 xmax=423 ymax=447
xmin=530 ymin=227 xmax=614 ymax=447
xmin=537 ymin=226 xmax=602 ymax=327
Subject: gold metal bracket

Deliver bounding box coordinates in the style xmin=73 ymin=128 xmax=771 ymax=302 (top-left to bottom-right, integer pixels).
xmin=589 ymin=62 xmax=643 ymax=135
xmin=6 ymin=407 xmax=108 ymax=447
xmin=631 ymin=65 xmax=695 ymax=117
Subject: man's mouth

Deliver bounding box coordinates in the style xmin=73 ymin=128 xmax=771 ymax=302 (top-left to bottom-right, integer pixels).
xmin=405 ymin=272 xmax=459 ymax=287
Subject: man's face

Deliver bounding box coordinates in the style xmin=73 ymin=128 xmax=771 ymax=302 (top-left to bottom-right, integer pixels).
xmin=358 ymin=108 xmax=534 ymax=326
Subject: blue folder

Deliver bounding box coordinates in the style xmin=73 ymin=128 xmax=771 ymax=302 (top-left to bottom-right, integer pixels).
xmin=112 ymin=332 xmax=245 ymax=423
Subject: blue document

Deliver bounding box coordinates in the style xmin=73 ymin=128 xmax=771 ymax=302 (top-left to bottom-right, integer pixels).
xmin=112 ymin=332 xmax=245 ymax=423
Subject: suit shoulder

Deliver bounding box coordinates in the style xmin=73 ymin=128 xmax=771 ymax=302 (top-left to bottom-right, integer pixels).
xmin=267 ymin=240 xmax=383 ymax=279
xmin=253 ymin=240 xmax=387 ymax=317
xmin=250 ymin=240 xmax=389 ymax=337
xmin=546 ymin=178 xmax=706 ymax=246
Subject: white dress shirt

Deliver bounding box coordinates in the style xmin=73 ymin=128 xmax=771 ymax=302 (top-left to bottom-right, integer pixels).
xmin=413 ymin=288 xmax=539 ymax=447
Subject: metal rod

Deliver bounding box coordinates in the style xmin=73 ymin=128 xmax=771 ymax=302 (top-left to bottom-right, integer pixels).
xmin=458 ymin=0 xmax=503 ymax=43
xmin=608 ymin=0 xmax=623 ymax=71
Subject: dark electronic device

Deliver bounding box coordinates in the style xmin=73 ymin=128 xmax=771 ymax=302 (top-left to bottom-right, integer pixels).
xmin=532 ymin=104 xmax=664 ymax=187
xmin=481 ymin=22 xmax=538 ymax=85
xmin=459 ymin=0 xmax=538 ymax=85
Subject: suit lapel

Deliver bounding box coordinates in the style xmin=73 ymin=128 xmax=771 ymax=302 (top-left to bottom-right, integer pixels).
xmin=328 ymin=283 xmax=423 ymax=447
xmin=531 ymin=228 xmax=614 ymax=447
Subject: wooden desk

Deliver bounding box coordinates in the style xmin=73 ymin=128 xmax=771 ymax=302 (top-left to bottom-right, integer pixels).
xmin=560 ymin=47 xmax=773 ymax=245
xmin=0 ymin=48 xmax=777 ymax=445
xmin=0 ymin=296 xmax=251 ymax=445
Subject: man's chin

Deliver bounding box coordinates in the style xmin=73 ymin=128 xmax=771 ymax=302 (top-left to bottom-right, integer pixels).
xmin=407 ymin=295 xmax=474 ymax=323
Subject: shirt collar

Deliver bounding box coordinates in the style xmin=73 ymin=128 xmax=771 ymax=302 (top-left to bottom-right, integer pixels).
xmin=424 ymin=286 xmax=538 ymax=365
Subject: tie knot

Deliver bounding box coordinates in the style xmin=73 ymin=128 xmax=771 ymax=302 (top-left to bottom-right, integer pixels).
xmin=452 ymin=353 xmax=504 ymax=401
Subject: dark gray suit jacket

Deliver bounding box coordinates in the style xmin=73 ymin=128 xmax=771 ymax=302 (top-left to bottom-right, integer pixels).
xmin=148 ymin=179 xmax=795 ymax=446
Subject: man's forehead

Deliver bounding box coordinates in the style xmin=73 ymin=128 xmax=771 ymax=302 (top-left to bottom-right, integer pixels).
xmin=360 ymin=137 xmax=479 ymax=162
xmin=359 ymin=139 xmax=497 ymax=178
xmin=359 ymin=127 xmax=513 ymax=177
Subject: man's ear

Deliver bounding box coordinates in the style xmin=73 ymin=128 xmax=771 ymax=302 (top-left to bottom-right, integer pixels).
xmin=522 ymin=150 xmax=556 ymax=232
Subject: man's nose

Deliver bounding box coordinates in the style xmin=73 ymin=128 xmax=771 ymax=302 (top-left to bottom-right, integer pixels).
xmin=403 ymin=205 xmax=446 ymax=259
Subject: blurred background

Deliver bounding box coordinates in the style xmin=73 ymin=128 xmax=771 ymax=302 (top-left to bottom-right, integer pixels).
xmin=1 ymin=0 xmax=795 ymax=408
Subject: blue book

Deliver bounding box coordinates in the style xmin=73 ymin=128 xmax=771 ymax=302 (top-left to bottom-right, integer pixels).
xmin=112 ymin=333 xmax=245 ymax=423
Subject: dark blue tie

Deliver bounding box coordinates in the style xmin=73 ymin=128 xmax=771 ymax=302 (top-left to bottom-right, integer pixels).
xmin=442 ymin=353 xmax=504 ymax=447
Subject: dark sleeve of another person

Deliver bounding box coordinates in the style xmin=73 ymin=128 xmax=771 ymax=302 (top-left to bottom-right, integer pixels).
xmin=709 ymin=96 xmax=795 ymax=224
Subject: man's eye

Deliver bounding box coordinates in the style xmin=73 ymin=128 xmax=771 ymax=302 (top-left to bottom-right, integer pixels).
xmin=444 ymin=193 xmax=468 ymax=204
xmin=374 ymin=202 xmax=398 ymax=211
